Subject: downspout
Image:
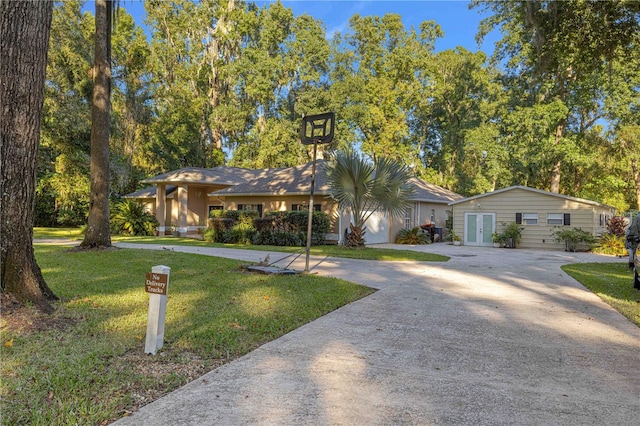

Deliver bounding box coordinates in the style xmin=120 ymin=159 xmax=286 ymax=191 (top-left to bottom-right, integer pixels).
xmin=338 ymin=209 xmax=343 ymax=245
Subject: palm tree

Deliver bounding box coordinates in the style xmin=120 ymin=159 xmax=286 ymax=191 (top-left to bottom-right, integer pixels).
xmin=326 ymin=150 xmax=415 ymax=247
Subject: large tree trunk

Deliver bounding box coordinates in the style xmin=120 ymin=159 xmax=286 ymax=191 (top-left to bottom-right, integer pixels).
xmin=631 ymin=158 xmax=640 ymax=211
xmin=1 ymin=0 xmax=57 ymax=313
xmin=81 ymin=0 xmax=112 ymax=248
xmin=550 ymin=120 xmax=566 ymax=194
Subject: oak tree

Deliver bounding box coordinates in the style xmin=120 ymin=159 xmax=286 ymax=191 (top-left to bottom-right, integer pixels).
xmin=1 ymin=0 xmax=57 ymax=312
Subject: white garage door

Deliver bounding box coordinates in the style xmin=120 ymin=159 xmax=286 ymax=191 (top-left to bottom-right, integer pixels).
xmin=363 ymin=211 xmax=389 ymax=244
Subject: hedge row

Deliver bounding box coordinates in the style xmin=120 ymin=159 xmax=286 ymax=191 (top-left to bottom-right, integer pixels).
xmin=204 ymin=210 xmax=330 ymax=246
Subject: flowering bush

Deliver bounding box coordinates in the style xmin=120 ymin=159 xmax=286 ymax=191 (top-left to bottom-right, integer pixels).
xmin=606 ymin=216 xmax=627 ymax=238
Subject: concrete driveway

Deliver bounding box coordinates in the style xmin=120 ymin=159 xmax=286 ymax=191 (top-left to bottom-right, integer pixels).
xmin=113 ymin=243 xmax=640 ymax=425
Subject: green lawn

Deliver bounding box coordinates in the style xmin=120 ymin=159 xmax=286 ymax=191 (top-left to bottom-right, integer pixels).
xmin=33 ymin=228 xmax=450 ymax=262
xmin=0 ymin=245 xmax=375 ymax=425
xmin=562 ymin=262 xmax=640 ymax=327
xmin=32 ymin=226 xmax=85 ymax=239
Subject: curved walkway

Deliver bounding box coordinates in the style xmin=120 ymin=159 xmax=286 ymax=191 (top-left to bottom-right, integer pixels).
xmin=112 ymin=243 xmax=640 ymax=425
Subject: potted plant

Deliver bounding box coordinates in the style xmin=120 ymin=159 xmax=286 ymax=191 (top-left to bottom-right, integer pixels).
xmin=492 ymin=232 xmax=503 ymax=248
xmin=169 ymin=225 xmax=180 ymax=237
xmin=501 ymin=222 xmax=522 ymax=248
xmin=450 ymin=230 xmax=461 ymax=246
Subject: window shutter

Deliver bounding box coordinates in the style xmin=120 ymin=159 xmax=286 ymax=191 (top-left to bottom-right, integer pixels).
xmin=563 ymin=213 xmax=571 ymax=226
xmin=515 ymin=213 xmax=522 ymax=224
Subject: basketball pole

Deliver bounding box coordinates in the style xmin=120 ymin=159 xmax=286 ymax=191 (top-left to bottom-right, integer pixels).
xmin=304 ymin=138 xmax=318 ymax=273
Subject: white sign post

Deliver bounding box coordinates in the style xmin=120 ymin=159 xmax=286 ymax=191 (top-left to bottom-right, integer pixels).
xmin=144 ymin=265 xmax=170 ymax=355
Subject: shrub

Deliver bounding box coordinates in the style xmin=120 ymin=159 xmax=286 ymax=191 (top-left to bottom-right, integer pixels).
xmin=209 ymin=209 xmax=226 ymax=218
xmin=223 ymin=226 xmax=255 ymax=244
xmin=309 ymin=211 xmax=330 ymax=245
xmin=205 ymin=209 xmax=329 ymax=246
xmin=223 ymin=213 xmax=256 ymax=244
xmin=210 ymin=209 xmax=259 ymax=221
xmin=491 ymin=233 xmax=505 ymax=245
xmin=501 ymin=222 xmax=522 ymax=247
xmin=203 ymin=227 xmax=216 ymax=242
xmin=110 ymin=199 xmax=159 ymax=236
xmin=206 ymin=218 xmax=234 ymax=242
xmin=606 ymin=216 xmax=627 ymax=238
xmin=206 ymin=210 xmax=259 ymax=243
xmin=396 ymin=227 xmax=430 ymax=244
xmin=254 ymin=217 xmax=279 ymax=233
xmin=251 ymin=231 xmax=274 ymax=245
xmin=552 ymin=227 xmax=595 ymax=252
xmin=592 ymin=234 xmax=627 ymax=256
xmin=260 ymin=210 xmax=329 ymax=246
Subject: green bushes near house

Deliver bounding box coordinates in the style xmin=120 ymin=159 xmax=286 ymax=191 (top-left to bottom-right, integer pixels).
xmin=592 ymin=234 xmax=627 ymax=256
xmin=205 ymin=210 xmax=329 ymax=246
xmin=592 ymin=215 xmax=629 ymax=256
xmin=396 ymin=227 xmax=430 ymax=245
xmin=205 ymin=210 xmax=258 ymax=244
xmin=110 ymin=199 xmax=159 ymax=236
xmin=552 ymin=227 xmax=596 ymax=252
xmin=496 ymin=222 xmax=522 ymax=248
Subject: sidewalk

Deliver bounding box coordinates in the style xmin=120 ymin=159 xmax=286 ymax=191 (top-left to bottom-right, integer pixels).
xmin=113 ymin=243 xmax=640 ymax=425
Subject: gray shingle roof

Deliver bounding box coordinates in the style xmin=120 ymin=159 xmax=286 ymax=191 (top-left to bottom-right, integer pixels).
xmin=128 ymin=160 xmax=461 ymax=202
xmin=210 ymin=161 xmax=461 ymax=203
xmin=211 ymin=161 xmax=329 ymax=196
xmin=141 ymin=166 xmax=272 ymax=186
xmin=124 ymin=185 xmax=177 ymax=199
xmin=408 ymin=178 xmax=464 ymax=203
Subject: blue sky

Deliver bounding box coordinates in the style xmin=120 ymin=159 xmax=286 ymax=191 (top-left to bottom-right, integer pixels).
xmin=113 ymin=0 xmax=498 ymax=54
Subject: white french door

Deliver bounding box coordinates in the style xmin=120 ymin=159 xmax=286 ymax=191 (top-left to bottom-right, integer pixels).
xmin=464 ymin=212 xmax=496 ymax=246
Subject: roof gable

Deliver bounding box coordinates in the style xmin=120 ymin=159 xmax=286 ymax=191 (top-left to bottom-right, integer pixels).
xmin=449 ymin=185 xmax=612 ymax=208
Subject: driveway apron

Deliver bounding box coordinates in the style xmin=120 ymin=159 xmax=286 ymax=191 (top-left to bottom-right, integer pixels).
xmin=113 ymin=243 xmax=640 ymax=425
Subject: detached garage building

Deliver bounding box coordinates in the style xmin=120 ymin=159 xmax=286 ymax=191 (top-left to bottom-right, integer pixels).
xmin=449 ymin=186 xmax=616 ymax=250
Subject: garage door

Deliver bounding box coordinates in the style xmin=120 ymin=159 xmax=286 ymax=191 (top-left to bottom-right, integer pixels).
xmin=363 ymin=211 xmax=389 ymax=244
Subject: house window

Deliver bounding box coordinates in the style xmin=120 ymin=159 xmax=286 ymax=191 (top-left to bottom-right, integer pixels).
xmin=405 ymin=209 xmax=413 ymax=229
xmin=522 ymin=213 xmax=538 ymax=225
xmin=430 ymin=209 xmax=436 ymax=223
xmin=208 ymin=205 xmax=223 ymax=215
xmin=547 ymin=213 xmax=564 ymax=225
xmin=238 ymin=204 xmax=263 ymax=217
xmin=291 ymin=203 xmax=321 ymax=212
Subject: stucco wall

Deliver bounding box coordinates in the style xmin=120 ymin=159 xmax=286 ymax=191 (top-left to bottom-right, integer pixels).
xmin=451 ymin=188 xmax=615 ymax=250
xmin=139 ymin=198 xmax=172 ymax=230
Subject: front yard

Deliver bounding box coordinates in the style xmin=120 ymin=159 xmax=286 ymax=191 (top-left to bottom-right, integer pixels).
xmin=0 ymin=245 xmax=374 ymax=425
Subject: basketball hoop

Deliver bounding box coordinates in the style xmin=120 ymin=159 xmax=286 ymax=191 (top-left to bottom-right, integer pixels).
xmin=300 ymin=112 xmax=335 ymax=145
xmin=300 ymin=112 xmax=335 ymax=272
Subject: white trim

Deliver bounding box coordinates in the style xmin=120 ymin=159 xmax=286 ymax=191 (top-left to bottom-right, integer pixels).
xmin=464 ymin=212 xmax=496 ymax=247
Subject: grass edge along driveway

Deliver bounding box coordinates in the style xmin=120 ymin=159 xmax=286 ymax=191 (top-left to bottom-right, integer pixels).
xmin=33 ymin=227 xmax=450 ymax=262
xmin=1 ymin=245 xmax=374 ymax=425
xmin=562 ymin=262 xmax=640 ymax=327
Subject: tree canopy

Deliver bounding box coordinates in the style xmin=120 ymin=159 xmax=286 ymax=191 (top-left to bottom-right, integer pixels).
xmin=36 ymin=0 xmax=640 ymax=227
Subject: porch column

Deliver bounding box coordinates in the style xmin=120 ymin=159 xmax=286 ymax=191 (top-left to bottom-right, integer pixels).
xmin=156 ymin=184 xmax=166 ymax=235
xmin=178 ymin=184 xmax=188 ymax=236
